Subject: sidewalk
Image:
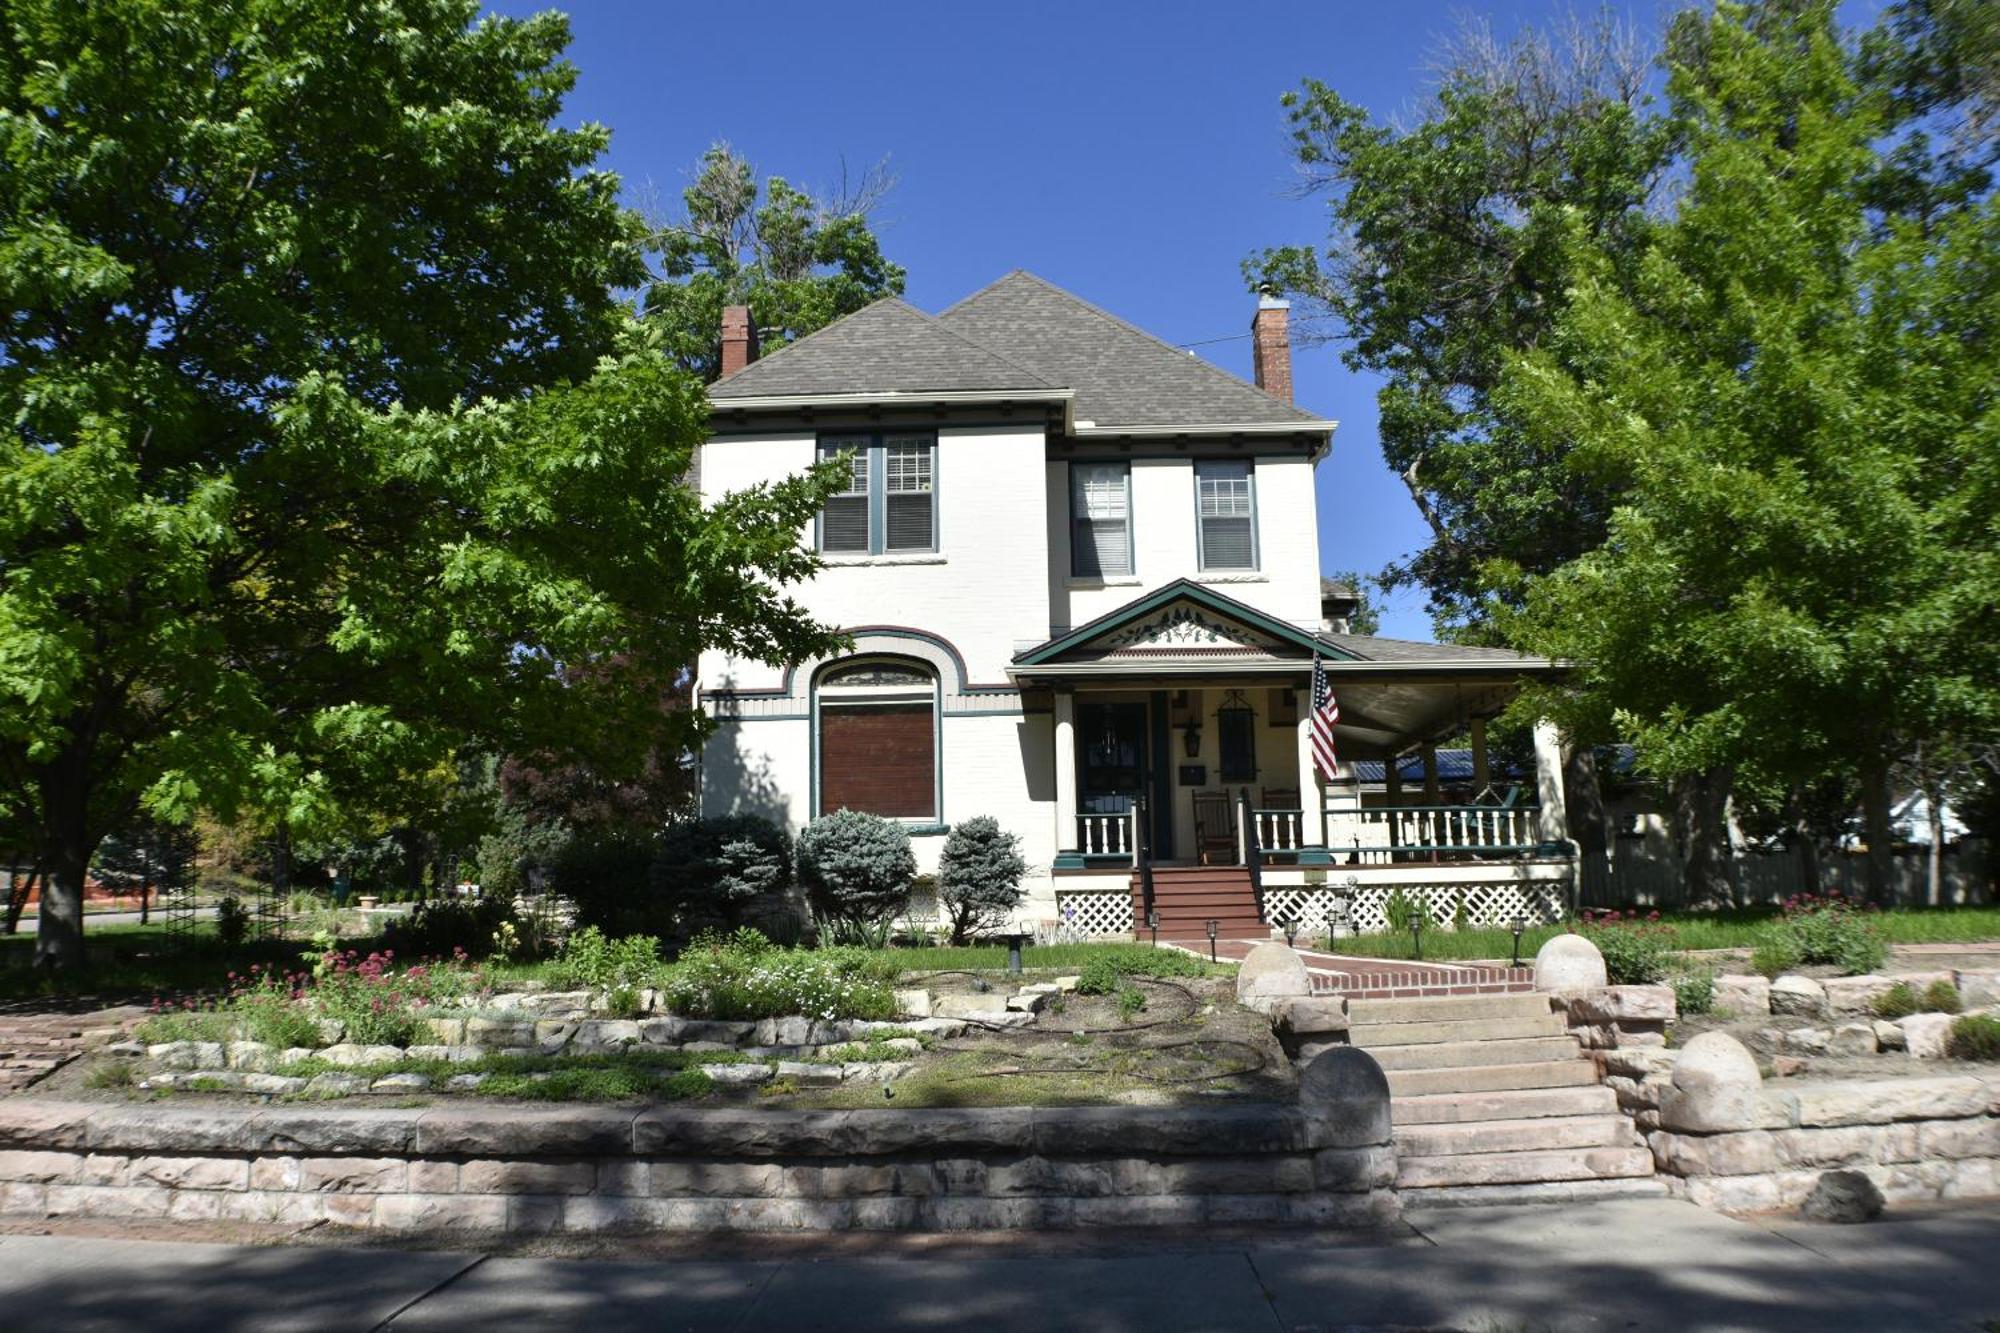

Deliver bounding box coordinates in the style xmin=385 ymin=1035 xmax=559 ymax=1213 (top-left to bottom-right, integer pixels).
xmin=6 ymin=1195 xmax=1997 ymax=1331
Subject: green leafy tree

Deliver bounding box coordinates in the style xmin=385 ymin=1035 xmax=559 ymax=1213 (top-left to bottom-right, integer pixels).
xmin=642 ymin=144 xmax=906 ymax=382
xmin=1247 ymin=12 xmax=1675 ymax=631
xmin=936 ymin=815 xmax=1027 ymax=945
xmin=0 ymin=1 xmax=847 ymax=968
xmin=1498 ymin=2 xmax=2000 ymax=904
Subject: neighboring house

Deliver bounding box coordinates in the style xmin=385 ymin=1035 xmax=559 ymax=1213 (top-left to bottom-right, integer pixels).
xmin=696 ymin=271 xmax=1570 ymax=938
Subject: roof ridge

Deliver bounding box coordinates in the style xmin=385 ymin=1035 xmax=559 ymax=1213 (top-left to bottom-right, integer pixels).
xmin=940 ymin=270 xmax=1323 ymax=425
xmin=708 ymin=294 xmax=914 ymax=387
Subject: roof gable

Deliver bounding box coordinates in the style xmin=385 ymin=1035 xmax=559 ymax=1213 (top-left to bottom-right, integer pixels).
xmin=709 ymin=297 xmax=1054 ymax=400
xmin=935 ymin=271 xmax=1324 ymax=429
xmin=1015 ymin=580 xmax=1358 ymax=668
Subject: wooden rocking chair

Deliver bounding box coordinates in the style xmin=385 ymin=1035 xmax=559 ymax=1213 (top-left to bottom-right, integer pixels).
xmin=1192 ymin=791 xmax=1237 ymax=865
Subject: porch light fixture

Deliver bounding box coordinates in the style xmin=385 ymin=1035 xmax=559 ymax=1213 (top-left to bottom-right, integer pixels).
xmin=1205 ymin=918 xmax=1219 ymax=963
xmin=1509 ymin=916 xmax=1527 ymax=968
xmin=1182 ymin=715 xmax=1201 ymax=758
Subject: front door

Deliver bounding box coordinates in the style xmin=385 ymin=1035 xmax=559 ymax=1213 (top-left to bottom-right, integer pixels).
xmin=1077 ymin=702 xmax=1173 ymax=856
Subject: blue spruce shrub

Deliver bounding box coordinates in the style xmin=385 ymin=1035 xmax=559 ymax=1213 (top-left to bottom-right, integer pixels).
xmin=937 ymin=815 xmax=1027 ymax=944
xmin=796 ymin=810 xmax=916 ymax=941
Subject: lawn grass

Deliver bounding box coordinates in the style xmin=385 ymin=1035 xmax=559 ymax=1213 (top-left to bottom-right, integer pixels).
xmin=1330 ymin=905 xmax=2000 ymax=963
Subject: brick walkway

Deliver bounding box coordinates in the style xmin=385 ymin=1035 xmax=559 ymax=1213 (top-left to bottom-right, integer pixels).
xmin=1196 ymin=938 xmax=1535 ymax=999
xmin=0 ymin=1006 xmax=140 ymax=1094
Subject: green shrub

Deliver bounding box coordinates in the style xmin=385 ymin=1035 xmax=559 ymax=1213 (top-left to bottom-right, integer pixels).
xmin=1671 ymin=969 xmax=1716 ymax=1016
xmin=1750 ymin=931 xmax=1805 ymax=979
xmin=1072 ymin=946 xmax=1210 ymax=996
xmin=1115 ymin=983 xmax=1146 ymax=1021
xmin=1922 ymin=980 xmax=1963 ymax=1015
xmin=1872 ymin=981 xmax=1920 ymax=1019
xmin=1074 ymin=955 xmax=1120 ymax=996
xmin=650 ymin=815 xmax=792 ymax=930
xmin=1772 ymin=894 xmax=1887 ymax=975
xmin=1946 ymin=1014 xmax=2000 ymax=1062
xmin=1383 ymin=889 xmax=1424 ymax=936
xmin=796 ymin=811 xmax=915 ymax=937
xmin=659 ymin=929 xmax=896 ymax=1021
xmin=1578 ymin=910 xmax=1675 ymax=985
xmin=215 ymin=895 xmax=250 ymax=948
xmin=551 ymin=927 xmax=661 ymax=1013
xmin=936 ymin=816 xmax=1027 ymax=945
xmin=549 ymin=830 xmax=660 ymax=938
xmin=385 ymin=895 xmax=518 ymax=960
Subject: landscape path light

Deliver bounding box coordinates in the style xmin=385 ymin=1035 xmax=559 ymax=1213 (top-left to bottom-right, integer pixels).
xmin=1205 ymin=919 xmax=1219 ymax=963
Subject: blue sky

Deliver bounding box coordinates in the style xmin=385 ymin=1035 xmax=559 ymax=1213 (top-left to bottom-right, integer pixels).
xmin=487 ymin=0 xmax=1871 ymax=638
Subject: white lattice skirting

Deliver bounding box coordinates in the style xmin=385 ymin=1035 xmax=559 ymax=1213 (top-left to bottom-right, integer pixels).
xmin=1052 ymin=889 xmax=1136 ymax=938
xmin=1263 ymin=882 xmax=1569 ymax=935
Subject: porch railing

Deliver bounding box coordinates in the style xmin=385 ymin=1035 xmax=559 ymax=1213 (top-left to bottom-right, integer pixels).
xmin=1076 ymin=811 xmax=1135 ymax=859
xmin=1321 ymin=802 xmax=1543 ymax=863
xmin=1252 ymin=808 xmax=1306 ymax=853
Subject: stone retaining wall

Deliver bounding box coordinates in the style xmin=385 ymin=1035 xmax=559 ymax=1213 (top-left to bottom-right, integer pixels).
xmin=1643 ymin=1032 xmax=2000 ymax=1212
xmin=0 ymin=1050 xmax=1398 ymax=1234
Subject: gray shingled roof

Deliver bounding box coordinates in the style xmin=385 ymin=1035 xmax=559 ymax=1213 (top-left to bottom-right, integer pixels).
xmin=1316 ymin=633 xmax=1542 ymax=664
xmin=935 ymin=271 xmax=1324 ymax=428
xmin=709 ymin=297 xmax=1053 ymax=400
xmin=708 ymin=271 xmax=1329 ymax=430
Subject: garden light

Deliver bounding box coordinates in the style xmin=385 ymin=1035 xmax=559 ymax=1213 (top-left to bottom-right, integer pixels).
xmin=1509 ymin=916 xmax=1527 ymax=968
xmin=1206 ymin=918 xmax=1219 ymax=963
xmin=1148 ymin=909 xmax=1159 ymax=948
xmin=1003 ymin=932 xmax=1027 ymax=976
xmin=1410 ymin=915 xmax=1423 ymax=961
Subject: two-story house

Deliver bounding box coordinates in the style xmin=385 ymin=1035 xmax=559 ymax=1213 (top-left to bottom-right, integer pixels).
xmin=697 ymin=271 xmax=1573 ymax=940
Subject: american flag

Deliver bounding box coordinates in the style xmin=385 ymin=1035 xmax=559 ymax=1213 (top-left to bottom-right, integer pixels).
xmin=1310 ymin=653 xmax=1340 ymax=781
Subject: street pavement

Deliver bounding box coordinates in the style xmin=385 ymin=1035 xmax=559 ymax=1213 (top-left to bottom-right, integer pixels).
xmin=4 ymin=1195 xmax=1998 ymax=1331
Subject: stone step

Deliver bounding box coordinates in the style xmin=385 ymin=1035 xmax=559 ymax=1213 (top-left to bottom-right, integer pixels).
xmin=1391 ymin=1084 xmax=1619 ymax=1125
xmin=1385 ymin=1059 xmax=1599 ymax=1098
xmin=1394 ymin=1114 xmax=1635 ymax=1158
xmin=1348 ymin=993 xmax=1554 ymax=1026
xmin=1350 ymin=1013 xmax=1568 ymax=1047
xmin=1396 ymin=1145 xmax=1656 ymax=1190
xmin=1400 ymin=1176 xmax=1673 ymax=1208
xmin=1365 ymin=1036 xmax=1580 ymax=1072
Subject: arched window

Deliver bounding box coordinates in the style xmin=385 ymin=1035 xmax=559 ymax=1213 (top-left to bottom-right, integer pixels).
xmin=815 ymin=657 xmax=938 ymax=819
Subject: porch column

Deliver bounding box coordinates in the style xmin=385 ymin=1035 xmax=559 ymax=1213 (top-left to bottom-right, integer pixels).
xmin=1295 ymin=699 xmax=1329 ymax=858
xmin=1384 ymin=752 xmax=1404 ymax=805
xmin=1533 ymin=717 xmax=1569 ymax=844
xmin=1420 ymin=741 xmax=1442 ymax=804
xmin=1054 ymin=690 xmax=1079 ymax=866
xmin=1470 ymin=716 xmax=1490 ymax=793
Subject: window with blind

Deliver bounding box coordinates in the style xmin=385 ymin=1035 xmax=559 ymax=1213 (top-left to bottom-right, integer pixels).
xmin=1196 ymin=460 xmax=1257 ymax=570
xmin=816 ymin=659 xmax=937 ymax=819
xmin=1070 ymin=462 xmax=1131 ymax=577
xmin=815 ymin=433 xmax=936 ymax=556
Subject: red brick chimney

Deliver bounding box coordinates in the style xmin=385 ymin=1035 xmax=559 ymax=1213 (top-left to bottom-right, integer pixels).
xmin=1250 ymin=292 xmax=1293 ymax=403
xmin=719 ymin=305 xmax=758 ymax=379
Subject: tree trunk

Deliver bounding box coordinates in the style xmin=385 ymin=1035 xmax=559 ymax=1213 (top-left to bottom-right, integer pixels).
xmin=1925 ymin=779 xmax=1946 ymax=907
xmin=3 ymin=867 xmax=34 ymax=936
xmin=1562 ymin=745 xmax=1611 ymax=906
xmin=1786 ymin=787 xmax=1821 ymax=897
xmin=1674 ymin=767 xmax=1737 ymax=910
xmin=35 ymin=838 xmax=90 ymax=970
xmin=1860 ymin=758 xmax=1895 ymax=906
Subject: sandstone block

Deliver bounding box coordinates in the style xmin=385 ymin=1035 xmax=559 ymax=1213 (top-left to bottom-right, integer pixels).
xmin=751 ymin=1017 xmax=813 ymax=1047
xmin=702 ymin=1062 xmax=774 ymax=1086
xmin=128 ymin=1155 xmax=249 ymax=1192
xmin=303 ymin=1073 xmax=369 ymax=1098
xmin=570 ymin=1020 xmax=640 ymax=1053
xmin=1568 ymin=985 xmax=1676 ymax=1025
xmin=298 ymin=1156 xmax=407 ymax=1193
xmin=935 ymin=993 xmax=1010 ymax=1019
xmin=1659 ymin=1031 xmax=1763 ymax=1134
xmin=371 ymin=1073 xmax=432 ymax=1093
xmin=648 ymin=1160 xmax=783 ymax=1198
xmin=1769 ymin=976 xmax=1828 ymax=1019
xmin=774 ymin=1061 xmax=844 ymax=1088
xmin=1828 ymin=1023 xmax=1879 ymax=1057
xmin=375 ymin=1192 xmax=509 ymax=1232
xmin=1873 ymin=1021 xmax=1907 ymax=1051
xmin=1772 ymin=1056 xmax=1809 ymax=1078
xmin=1782 ymin=1076 xmax=1989 ymax=1127
xmin=1297 ymin=1047 xmax=1392 ymax=1148
xmin=412 ymin=1106 xmax=637 ymax=1157
xmin=0 ymin=1150 xmax=82 ymax=1183
xmin=891 ymin=989 xmax=932 ymax=1018
xmin=1533 ymin=934 xmax=1607 ymax=992
xmin=1651 ymin=1129 xmax=1779 ymax=1177
xmin=1916 ymin=1118 xmax=2000 ymax=1160
xmin=1956 ymin=969 xmax=2000 ymax=1010
xmin=459 ymin=1160 xmax=596 ymax=1195
xmin=1898 ymin=1012 xmax=1955 ymax=1060
xmin=1783 ymin=1028 xmax=1832 ymax=1056
xmin=226 ymin=1042 xmax=276 ymax=1072
xmin=785 ymin=1161 xmax=940 ymax=1199
xmin=318 ymin=1043 xmax=405 ymax=1068
xmin=1271 ymin=995 xmax=1348 ymax=1037
xmin=1824 ymin=973 xmax=1946 ymax=1015
xmin=1772 ymin=1125 xmax=1887 ymax=1169
xmin=1714 ymin=975 xmax=1772 ymax=1016
xmin=408 ymin=1160 xmax=459 ymax=1193
xmin=1235 ymin=942 xmax=1311 ymax=1010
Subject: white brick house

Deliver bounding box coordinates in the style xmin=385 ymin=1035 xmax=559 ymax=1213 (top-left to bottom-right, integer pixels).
xmin=697 ymin=271 xmax=1572 ymax=939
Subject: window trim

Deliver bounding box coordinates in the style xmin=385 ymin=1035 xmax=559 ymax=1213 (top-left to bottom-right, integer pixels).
xmin=1194 ymin=458 xmax=1259 ymax=572
xmin=1069 ymin=460 xmax=1134 ymax=579
xmin=810 ymin=653 xmax=943 ymax=823
xmin=815 ymin=432 xmax=939 ymax=556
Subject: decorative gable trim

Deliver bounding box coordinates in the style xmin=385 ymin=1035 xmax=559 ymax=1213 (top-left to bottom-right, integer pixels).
xmin=1012 ymin=579 xmax=1360 ymax=668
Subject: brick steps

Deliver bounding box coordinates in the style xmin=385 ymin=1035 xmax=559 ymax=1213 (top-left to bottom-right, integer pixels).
xmin=1132 ymin=867 xmax=1264 ymax=939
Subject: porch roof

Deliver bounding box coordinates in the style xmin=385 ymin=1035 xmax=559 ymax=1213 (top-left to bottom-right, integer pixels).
xmin=1009 ymin=580 xmax=1563 ymax=756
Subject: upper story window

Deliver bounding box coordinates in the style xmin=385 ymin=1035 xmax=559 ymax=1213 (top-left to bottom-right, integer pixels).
xmin=1196 ymin=460 xmax=1257 ymax=571
xmin=817 ymin=433 xmax=937 ymax=556
xmin=1071 ymin=462 xmax=1132 ymax=578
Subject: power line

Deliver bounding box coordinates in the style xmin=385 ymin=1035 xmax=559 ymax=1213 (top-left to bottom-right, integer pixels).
xmin=1174 ymin=331 xmax=1252 ymax=350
